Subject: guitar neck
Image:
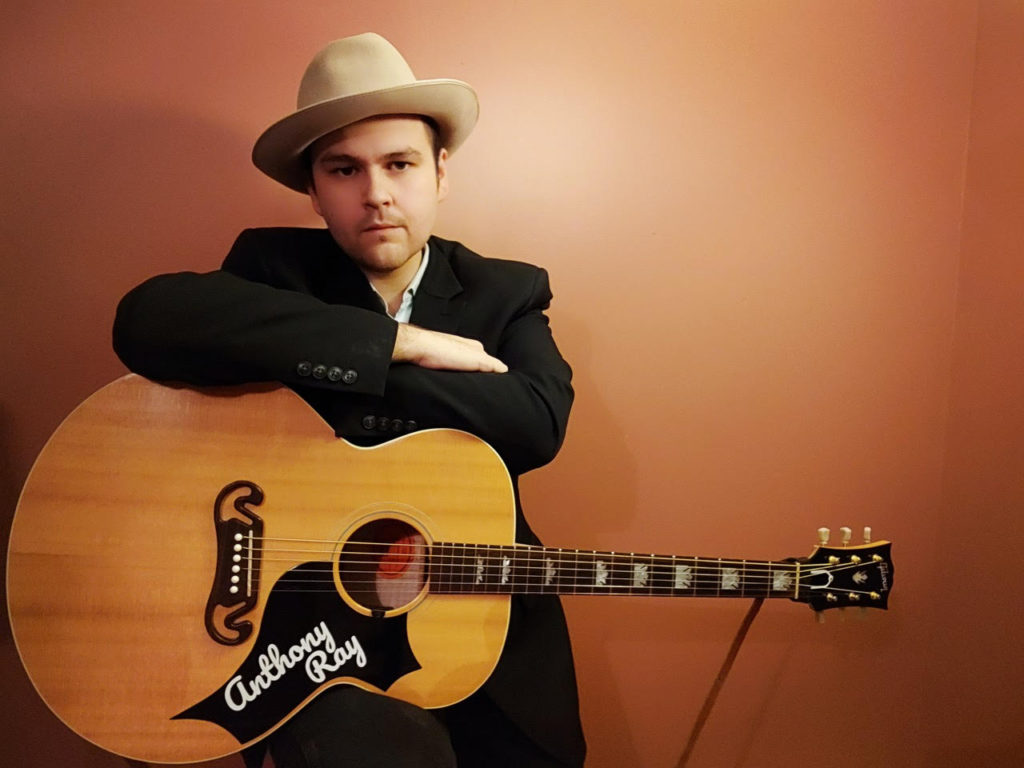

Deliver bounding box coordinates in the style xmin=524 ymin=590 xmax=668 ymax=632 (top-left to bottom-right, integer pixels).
xmin=428 ymin=543 xmax=799 ymax=600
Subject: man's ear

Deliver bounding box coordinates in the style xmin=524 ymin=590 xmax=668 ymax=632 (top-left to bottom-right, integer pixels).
xmin=436 ymin=148 xmax=449 ymax=201
xmin=307 ymin=179 xmax=324 ymax=217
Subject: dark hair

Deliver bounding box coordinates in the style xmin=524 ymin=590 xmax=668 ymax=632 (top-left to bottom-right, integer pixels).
xmin=303 ymin=115 xmax=444 ymax=191
xmin=420 ymin=116 xmax=443 ymax=165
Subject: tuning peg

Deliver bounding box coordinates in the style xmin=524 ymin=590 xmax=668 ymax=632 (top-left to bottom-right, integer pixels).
xmin=817 ymin=527 xmax=830 ymax=545
xmin=863 ymin=526 xmax=872 ymax=544
xmin=840 ymin=526 xmax=852 ymax=546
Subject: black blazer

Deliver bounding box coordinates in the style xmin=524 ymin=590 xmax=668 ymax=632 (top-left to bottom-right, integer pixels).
xmin=113 ymin=228 xmax=586 ymax=765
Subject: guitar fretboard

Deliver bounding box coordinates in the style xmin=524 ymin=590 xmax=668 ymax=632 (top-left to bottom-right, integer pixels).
xmin=427 ymin=543 xmax=798 ymax=599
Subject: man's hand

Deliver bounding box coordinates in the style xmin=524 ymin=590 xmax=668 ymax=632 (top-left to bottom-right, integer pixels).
xmin=393 ymin=324 xmax=508 ymax=373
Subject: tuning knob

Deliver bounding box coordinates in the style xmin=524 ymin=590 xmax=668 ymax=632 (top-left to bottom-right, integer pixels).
xmin=840 ymin=526 xmax=852 ymax=545
xmin=817 ymin=527 xmax=830 ymax=545
xmin=863 ymin=526 xmax=872 ymax=543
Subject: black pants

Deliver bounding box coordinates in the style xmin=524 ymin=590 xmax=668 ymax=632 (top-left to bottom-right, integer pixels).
xmin=251 ymin=686 xmax=572 ymax=768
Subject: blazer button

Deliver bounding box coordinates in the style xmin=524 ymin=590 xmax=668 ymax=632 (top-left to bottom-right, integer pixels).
xmin=341 ymin=369 xmax=358 ymax=385
xmin=312 ymin=364 xmax=327 ymax=380
xmin=361 ymin=415 xmax=376 ymax=430
xmin=376 ymin=417 xmax=391 ymax=432
xmin=405 ymin=420 xmax=418 ymax=432
xmin=327 ymin=366 xmax=343 ymax=382
xmin=391 ymin=420 xmax=405 ymax=434
xmin=296 ymin=361 xmax=313 ymax=377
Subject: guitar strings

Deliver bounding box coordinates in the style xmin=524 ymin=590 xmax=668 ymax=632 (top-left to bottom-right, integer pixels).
xmin=257 ymin=567 xmax=876 ymax=596
xmin=224 ymin=555 xmax=875 ymax=597
xmin=236 ymin=540 xmax=871 ymax=577
xmin=244 ymin=535 xmax=828 ymax=570
xmin=216 ymin=535 xmax=880 ymax=597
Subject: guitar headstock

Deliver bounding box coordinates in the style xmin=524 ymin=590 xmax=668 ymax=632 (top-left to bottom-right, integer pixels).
xmin=792 ymin=526 xmax=894 ymax=613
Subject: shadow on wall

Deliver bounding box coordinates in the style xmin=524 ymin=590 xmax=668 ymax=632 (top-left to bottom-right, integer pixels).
xmin=2 ymin=93 xmax=305 ymax=598
xmin=523 ymin=309 xmax=640 ymax=543
xmin=2 ymin=99 xmax=308 ymax=767
xmin=925 ymin=733 xmax=1024 ymax=768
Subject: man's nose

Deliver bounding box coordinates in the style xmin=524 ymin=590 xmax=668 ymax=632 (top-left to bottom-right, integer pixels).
xmin=365 ymin=168 xmax=393 ymax=206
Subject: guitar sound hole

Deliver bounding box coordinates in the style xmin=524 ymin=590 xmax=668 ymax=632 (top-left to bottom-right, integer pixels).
xmin=337 ymin=518 xmax=427 ymax=613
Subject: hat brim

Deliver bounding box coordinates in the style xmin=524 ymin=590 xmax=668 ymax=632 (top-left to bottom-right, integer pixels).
xmin=252 ymin=78 xmax=478 ymax=193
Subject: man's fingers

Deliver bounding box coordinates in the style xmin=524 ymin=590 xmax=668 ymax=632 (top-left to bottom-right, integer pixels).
xmin=393 ymin=324 xmax=508 ymax=373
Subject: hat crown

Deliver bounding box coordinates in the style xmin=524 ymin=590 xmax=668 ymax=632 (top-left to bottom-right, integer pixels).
xmin=298 ymin=33 xmax=416 ymax=109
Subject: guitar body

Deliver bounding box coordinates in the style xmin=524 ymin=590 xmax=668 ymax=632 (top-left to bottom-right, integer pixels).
xmin=7 ymin=375 xmax=515 ymax=763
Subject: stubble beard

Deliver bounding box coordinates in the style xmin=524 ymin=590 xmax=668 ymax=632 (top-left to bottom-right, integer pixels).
xmin=352 ymin=232 xmax=423 ymax=278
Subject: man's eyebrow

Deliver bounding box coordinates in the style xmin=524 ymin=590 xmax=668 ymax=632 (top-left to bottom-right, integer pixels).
xmin=381 ymin=148 xmax=424 ymax=161
xmin=314 ymin=151 xmax=359 ymax=165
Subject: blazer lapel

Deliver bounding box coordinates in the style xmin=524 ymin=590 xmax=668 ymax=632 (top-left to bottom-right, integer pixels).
xmin=312 ymin=231 xmax=387 ymax=312
xmin=409 ymin=239 xmax=465 ymax=334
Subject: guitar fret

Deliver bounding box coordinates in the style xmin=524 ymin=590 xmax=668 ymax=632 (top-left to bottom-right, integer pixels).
xmin=571 ymin=549 xmax=586 ymax=594
xmin=559 ymin=548 xmax=574 ymax=594
xmin=569 ymin=549 xmax=584 ymax=595
xmin=428 ymin=543 xmax=444 ymax=592
xmin=548 ymin=550 xmax=563 ymax=593
xmin=464 ymin=543 xmax=482 ymax=593
xmin=480 ymin=543 xmax=504 ymax=593
xmin=691 ymin=559 xmax=715 ymax=597
xmin=650 ymin=555 xmax=674 ymax=596
xmin=518 ymin=546 xmax=537 ymax=593
xmin=744 ymin=560 xmax=771 ymax=597
xmin=671 ymin=555 xmax=696 ymax=595
xmin=474 ymin=543 xmax=491 ymax=592
xmin=504 ymin=546 xmax=520 ymax=592
xmin=564 ymin=549 xmax=581 ymax=594
xmin=534 ymin=548 xmax=553 ymax=594
xmin=630 ymin=554 xmax=648 ymax=594
xmin=590 ymin=550 xmax=606 ymax=594
xmin=605 ymin=552 xmax=629 ymax=592
xmin=770 ymin=563 xmax=796 ymax=595
xmin=501 ymin=546 xmax=515 ymax=590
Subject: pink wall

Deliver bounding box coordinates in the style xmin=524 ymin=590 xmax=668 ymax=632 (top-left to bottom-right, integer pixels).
xmin=2 ymin=1 xmax=1021 ymax=766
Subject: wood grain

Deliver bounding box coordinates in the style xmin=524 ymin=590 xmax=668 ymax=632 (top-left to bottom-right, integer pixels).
xmin=8 ymin=375 xmax=514 ymax=763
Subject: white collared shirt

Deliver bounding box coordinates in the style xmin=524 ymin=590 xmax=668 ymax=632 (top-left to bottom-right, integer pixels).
xmin=372 ymin=244 xmax=430 ymax=323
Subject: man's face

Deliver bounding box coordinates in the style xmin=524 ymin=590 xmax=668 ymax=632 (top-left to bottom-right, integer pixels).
xmin=307 ymin=117 xmax=448 ymax=277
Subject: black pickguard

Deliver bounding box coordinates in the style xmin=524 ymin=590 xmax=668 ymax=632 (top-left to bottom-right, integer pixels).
xmin=174 ymin=563 xmax=420 ymax=743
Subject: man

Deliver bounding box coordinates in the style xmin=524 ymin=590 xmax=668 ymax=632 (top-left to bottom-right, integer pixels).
xmin=113 ymin=33 xmax=585 ymax=768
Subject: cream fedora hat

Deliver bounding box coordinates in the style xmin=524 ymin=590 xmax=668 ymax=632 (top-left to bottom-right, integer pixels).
xmin=252 ymin=33 xmax=479 ymax=192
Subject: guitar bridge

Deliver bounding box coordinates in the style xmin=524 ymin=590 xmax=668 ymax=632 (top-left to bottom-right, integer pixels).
xmin=204 ymin=480 xmax=264 ymax=645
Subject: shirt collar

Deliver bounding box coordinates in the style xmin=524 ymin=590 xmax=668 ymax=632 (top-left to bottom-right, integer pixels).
xmin=381 ymin=243 xmax=429 ymax=323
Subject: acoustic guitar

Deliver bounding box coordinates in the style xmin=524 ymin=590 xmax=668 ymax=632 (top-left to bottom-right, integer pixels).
xmin=7 ymin=375 xmax=894 ymax=764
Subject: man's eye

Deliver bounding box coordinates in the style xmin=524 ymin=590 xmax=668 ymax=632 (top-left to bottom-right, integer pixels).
xmin=390 ymin=161 xmax=410 ymax=171
xmin=329 ymin=166 xmax=356 ymax=176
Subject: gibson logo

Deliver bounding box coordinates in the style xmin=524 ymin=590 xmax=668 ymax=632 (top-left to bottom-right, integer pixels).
xmin=224 ymin=620 xmax=367 ymax=712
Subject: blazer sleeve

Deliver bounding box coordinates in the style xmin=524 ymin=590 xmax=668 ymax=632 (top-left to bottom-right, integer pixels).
xmin=112 ymin=232 xmax=399 ymax=395
xmin=359 ymin=266 xmax=573 ymax=476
